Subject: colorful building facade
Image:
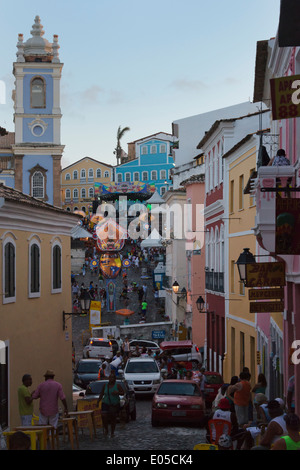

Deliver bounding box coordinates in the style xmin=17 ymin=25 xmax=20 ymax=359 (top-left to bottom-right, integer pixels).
xmin=61 ymin=157 xmax=113 ymax=213
xmin=115 ymin=133 xmax=175 ymax=196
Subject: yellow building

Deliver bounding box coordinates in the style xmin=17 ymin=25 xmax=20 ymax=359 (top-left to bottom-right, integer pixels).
xmin=61 ymin=157 xmax=113 ymax=213
xmin=223 ymin=135 xmax=259 ymax=384
xmin=0 ymin=183 xmax=79 ymax=429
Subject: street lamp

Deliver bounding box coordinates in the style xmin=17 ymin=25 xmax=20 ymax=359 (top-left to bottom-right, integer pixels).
xmin=236 ymin=248 xmax=256 ymax=285
xmin=172 ymin=280 xmax=180 ymax=294
xmin=196 ymin=295 xmax=205 ymax=312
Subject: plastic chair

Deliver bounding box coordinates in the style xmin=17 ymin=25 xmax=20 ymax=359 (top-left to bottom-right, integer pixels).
xmin=193 ymin=443 xmax=218 ymax=450
xmin=208 ymin=419 xmax=232 ymax=445
xmin=31 ymin=414 xmax=39 ymax=425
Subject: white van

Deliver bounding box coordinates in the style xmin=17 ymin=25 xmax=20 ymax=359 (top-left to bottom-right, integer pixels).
xmin=83 ymin=338 xmax=113 ymax=359
xmin=123 ymin=357 xmax=162 ymax=395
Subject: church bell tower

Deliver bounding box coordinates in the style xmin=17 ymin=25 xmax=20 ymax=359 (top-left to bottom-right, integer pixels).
xmin=12 ymin=16 xmax=64 ymax=206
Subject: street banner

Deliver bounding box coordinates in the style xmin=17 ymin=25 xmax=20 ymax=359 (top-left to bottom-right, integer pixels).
xmin=89 ymin=300 xmax=101 ymax=328
xmin=270 ymin=74 xmax=300 ymax=120
xmin=246 ymin=262 xmax=286 ymax=287
xmin=276 ymin=197 xmax=300 ymax=254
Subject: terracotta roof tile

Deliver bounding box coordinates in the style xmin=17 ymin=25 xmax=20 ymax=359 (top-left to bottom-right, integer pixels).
xmin=0 ymin=132 xmax=15 ymax=149
xmin=0 ymin=183 xmax=78 ymax=217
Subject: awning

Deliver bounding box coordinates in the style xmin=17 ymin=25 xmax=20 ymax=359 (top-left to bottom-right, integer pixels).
xmin=71 ymin=225 xmax=93 ymax=239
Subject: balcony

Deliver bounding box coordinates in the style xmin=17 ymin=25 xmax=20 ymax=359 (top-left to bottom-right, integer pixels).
xmin=253 ymin=165 xmax=297 ymax=253
xmin=205 ymin=270 xmax=224 ymax=293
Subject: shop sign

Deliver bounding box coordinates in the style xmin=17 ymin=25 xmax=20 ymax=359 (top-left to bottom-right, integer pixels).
xmin=248 ymin=288 xmax=284 ymax=300
xmin=276 ymin=198 xmax=300 ymax=255
xmin=250 ymin=301 xmax=284 ymax=313
xmin=246 ymin=262 xmax=285 ymax=288
xmin=270 ymin=74 xmax=300 ymax=120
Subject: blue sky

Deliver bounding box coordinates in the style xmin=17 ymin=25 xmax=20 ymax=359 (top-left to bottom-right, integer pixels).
xmin=0 ymin=0 xmax=281 ymax=168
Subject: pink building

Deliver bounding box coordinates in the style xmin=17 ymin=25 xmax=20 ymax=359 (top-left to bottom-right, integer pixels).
xmin=181 ymin=173 xmax=206 ymax=351
xmin=253 ymin=27 xmax=300 ymax=410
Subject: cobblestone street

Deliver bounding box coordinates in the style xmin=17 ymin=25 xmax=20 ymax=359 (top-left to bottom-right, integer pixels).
xmin=66 ymin=247 xmax=208 ymax=451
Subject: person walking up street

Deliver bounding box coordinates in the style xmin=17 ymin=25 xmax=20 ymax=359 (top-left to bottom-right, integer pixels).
xmin=31 ymin=370 xmax=68 ymax=429
xmin=18 ymin=374 xmax=34 ymax=426
xmin=97 ymin=373 xmax=124 ymax=438
xmin=141 ymin=299 xmax=148 ymax=317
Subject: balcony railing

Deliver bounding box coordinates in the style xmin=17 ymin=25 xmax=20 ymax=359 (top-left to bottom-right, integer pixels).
xmin=205 ymin=271 xmax=224 ymax=293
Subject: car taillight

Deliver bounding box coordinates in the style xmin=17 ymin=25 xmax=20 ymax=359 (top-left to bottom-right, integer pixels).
xmin=195 ymin=346 xmax=199 ymax=352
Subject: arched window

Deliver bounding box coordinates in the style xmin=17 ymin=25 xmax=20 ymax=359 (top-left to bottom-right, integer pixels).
xmin=151 ymin=145 xmax=156 ymax=154
xmin=142 ymin=171 xmax=148 ymax=181
xmin=65 ymin=189 xmax=71 ymax=199
xmin=96 ymin=168 xmax=102 ymax=178
xmin=73 ymin=170 xmax=78 ymax=180
xmin=73 ymin=188 xmax=78 ymax=199
xmin=65 ymin=173 xmax=71 ymax=181
xmin=81 ymin=188 xmax=86 ymax=198
xmin=80 ymin=169 xmax=86 ymax=179
xmin=104 ymin=171 xmax=109 ymax=178
xmin=32 ymin=171 xmax=44 ymax=199
xmin=31 ymin=76 xmax=46 ymax=108
xmin=4 ymin=239 xmax=16 ymax=301
xmin=89 ymin=187 xmax=94 ymax=198
xmin=125 ymin=173 xmax=131 ymax=182
xmin=52 ymin=243 xmax=62 ymax=292
xmin=151 ymin=171 xmax=157 ymax=180
xmin=88 ymin=168 xmax=94 ymax=178
xmin=134 ymin=172 xmax=139 ymax=181
xmin=117 ymin=174 xmax=122 ymax=182
xmin=141 ymin=146 xmax=147 ymax=155
xmin=30 ymin=242 xmax=40 ymax=296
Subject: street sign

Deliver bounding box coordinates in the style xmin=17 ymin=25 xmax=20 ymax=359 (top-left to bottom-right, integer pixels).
xmin=250 ymin=301 xmax=284 ymax=313
xmin=248 ymin=288 xmax=284 ymax=301
xmin=246 ymin=262 xmax=286 ymax=288
xmin=152 ymin=330 xmax=166 ymax=339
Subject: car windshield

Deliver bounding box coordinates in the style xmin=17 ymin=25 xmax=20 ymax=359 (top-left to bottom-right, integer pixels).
xmin=205 ymin=375 xmax=223 ymax=384
xmin=158 ymin=382 xmax=201 ymax=396
xmin=86 ymin=381 xmax=126 ymax=395
xmin=76 ymin=362 xmax=101 ymax=373
xmin=125 ymin=361 xmax=159 ymax=373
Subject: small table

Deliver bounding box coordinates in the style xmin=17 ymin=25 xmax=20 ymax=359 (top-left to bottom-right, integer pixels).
xmin=4 ymin=430 xmax=44 ymax=450
xmin=68 ymin=410 xmax=97 ymax=439
xmin=15 ymin=425 xmax=56 ymax=450
xmin=60 ymin=417 xmax=79 ymax=450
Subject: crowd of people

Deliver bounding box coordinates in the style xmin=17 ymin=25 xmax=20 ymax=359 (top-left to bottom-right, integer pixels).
xmin=203 ymin=367 xmax=299 ymax=450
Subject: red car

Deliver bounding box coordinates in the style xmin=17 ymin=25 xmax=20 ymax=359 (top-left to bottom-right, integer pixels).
xmin=203 ymin=371 xmax=224 ymax=407
xmin=151 ymin=380 xmax=205 ymax=427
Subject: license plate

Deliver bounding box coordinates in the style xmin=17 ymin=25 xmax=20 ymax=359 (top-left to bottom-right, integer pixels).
xmin=172 ymin=411 xmax=186 ymax=417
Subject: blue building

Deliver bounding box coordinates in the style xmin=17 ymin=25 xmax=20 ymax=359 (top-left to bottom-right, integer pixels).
xmin=115 ymin=132 xmax=176 ymax=196
xmin=0 ymin=16 xmax=63 ymax=207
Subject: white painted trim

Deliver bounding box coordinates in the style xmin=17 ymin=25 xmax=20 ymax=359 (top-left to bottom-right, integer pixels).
xmin=226 ymin=313 xmax=256 ymax=328
xmin=228 ymin=230 xmax=255 ymax=238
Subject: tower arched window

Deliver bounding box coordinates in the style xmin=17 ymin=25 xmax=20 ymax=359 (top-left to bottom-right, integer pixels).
xmin=32 ymin=171 xmax=44 ymax=199
xmin=31 ymin=77 xmax=46 ymax=108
